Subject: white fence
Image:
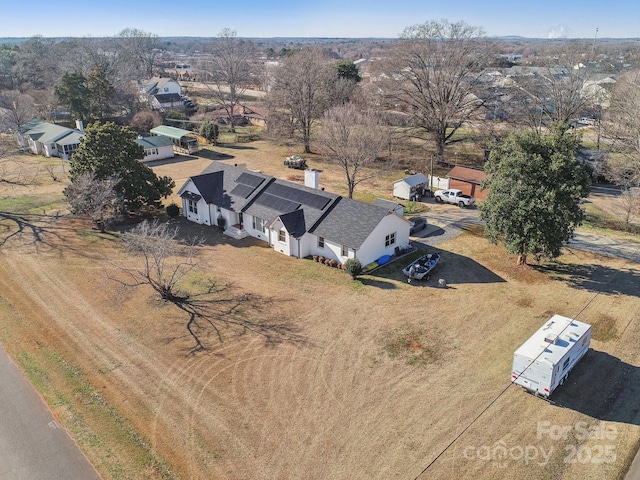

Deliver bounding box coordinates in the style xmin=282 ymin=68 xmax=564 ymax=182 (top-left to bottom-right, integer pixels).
xmin=428 ymin=175 xmax=449 ymax=191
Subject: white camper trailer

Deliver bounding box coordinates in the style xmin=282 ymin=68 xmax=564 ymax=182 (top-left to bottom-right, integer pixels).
xmin=511 ymin=315 xmax=591 ymax=398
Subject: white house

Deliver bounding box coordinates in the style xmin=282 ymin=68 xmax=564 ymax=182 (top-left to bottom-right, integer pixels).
xmin=16 ymin=120 xmax=84 ymax=160
xmin=141 ymin=78 xmax=183 ymax=111
xmin=177 ymin=163 xmax=411 ymax=267
xmin=373 ymin=198 xmax=404 ymax=216
xmin=141 ymin=77 xmax=181 ymax=97
xmin=136 ymin=135 xmax=175 ymax=162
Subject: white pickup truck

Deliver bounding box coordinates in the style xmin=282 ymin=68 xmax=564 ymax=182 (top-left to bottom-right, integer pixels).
xmin=434 ymin=188 xmax=476 ymax=207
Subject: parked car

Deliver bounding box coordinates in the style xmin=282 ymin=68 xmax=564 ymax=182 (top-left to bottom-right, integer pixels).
xmin=408 ymin=216 xmax=427 ymax=235
xmin=434 ymin=189 xmax=476 ymax=208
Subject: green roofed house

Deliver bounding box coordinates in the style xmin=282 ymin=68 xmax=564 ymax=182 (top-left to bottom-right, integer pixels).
xmin=16 ymin=119 xmax=85 ymax=160
xmin=150 ymin=125 xmax=200 ymax=154
xmin=136 ymin=135 xmax=175 ymax=162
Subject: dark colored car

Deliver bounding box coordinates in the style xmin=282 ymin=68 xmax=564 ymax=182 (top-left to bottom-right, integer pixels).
xmin=409 ymin=216 xmax=427 ymax=235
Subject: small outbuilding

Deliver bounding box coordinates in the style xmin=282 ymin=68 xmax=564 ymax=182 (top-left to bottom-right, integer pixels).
xmin=136 ymin=135 xmax=175 ymax=162
xmin=393 ymin=173 xmax=430 ymax=201
xmin=447 ymin=166 xmax=490 ymax=201
xmin=150 ymin=125 xmax=200 ymax=154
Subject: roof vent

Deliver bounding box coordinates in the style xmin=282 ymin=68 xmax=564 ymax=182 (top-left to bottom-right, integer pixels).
xmin=544 ymin=334 xmax=558 ymax=344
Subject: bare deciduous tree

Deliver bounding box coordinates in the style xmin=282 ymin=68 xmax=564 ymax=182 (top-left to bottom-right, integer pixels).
xmin=378 ymin=20 xmax=494 ymax=161
xmin=199 ymin=29 xmax=256 ymax=133
xmin=0 ymin=90 xmax=36 ymax=132
xmin=613 ymin=187 xmax=640 ymax=228
xmin=129 ymin=110 xmax=163 ymax=135
xmin=63 ymin=171 xmax=121 ymax=232
xmin=267 ymin=48 xmax=336 ymax=153
xmin=604 ymin=70 xmax=640 ymax=188
xmin=116 ymin=220 xmax=201 ymax=302
xmin=316 ymin=104 xmax=391 ymax=198
xmin=508 ymin=43 xmax=599 ymax=132
xmin=109 ymin=220 xmax=304 ymax=351
xmin=116 ymin=28 xmax=160 ymax=80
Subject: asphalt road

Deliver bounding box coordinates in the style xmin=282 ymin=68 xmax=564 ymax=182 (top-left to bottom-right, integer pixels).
xmin=0 ymin=345 xmax=101 ymax=480
xmin=413 ymin=200 xmax=640 ymax=264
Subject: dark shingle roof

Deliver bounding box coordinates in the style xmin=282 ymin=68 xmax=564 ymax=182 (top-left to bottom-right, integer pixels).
xmin=193 ymin=162 xmax=272 ymax=212
xmin=182 ymin=163 xmax=398 ymax=248
xmin=245 ymin=178 xmax=338 ymax=226
xmin=278 ymin=209 xmax=306 ymax=238
xmin=153 ymin=93 xmax=183 ymax=104
xmin=311 ymin=196 xmax=391 ymax=249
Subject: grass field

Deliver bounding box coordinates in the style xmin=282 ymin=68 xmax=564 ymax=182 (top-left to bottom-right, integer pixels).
xmin=1 ymin=143 xmax=639 ymax=479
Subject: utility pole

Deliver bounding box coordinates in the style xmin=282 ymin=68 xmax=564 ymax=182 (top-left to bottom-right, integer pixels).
xmin=430 ymin=154 xmax=434 ymax=193
xmin=592 ymin=27 xmax=599 ymax=54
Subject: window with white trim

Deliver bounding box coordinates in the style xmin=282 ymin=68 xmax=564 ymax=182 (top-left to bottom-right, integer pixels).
xmin=341 ymin=245 xmax=348 ymax=257
xmin=188 ymin=199 xmax=198 ymax=214
xmin=318 ymin=236 xmax=325 ymax=248
xmin=253 ymin=217 xmax=267 ymax=233
xmin=385 ymin=232 xmax=396 ymax=247
xmin=278 ymin=229 xmax=286 ymax=242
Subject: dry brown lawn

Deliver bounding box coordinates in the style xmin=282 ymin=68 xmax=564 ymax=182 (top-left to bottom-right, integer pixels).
xmin=1 ymin=145 xmax=639 ymax=480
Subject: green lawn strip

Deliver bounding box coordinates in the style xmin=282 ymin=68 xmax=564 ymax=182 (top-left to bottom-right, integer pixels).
xmin=0 ymin=194 xmax=65 ymax=215
xmin=15 ymin=348 xmax=175 ymax=480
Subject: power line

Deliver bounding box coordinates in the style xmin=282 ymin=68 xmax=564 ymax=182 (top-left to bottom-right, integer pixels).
xmin=414 ymin=244 xmax=640 ymax=479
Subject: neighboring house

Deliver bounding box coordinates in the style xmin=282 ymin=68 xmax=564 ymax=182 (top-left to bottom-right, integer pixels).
xmin=150 ymin=93 xmax=184 ymax=112
xmin=149 ymin=125 xmax=200 ymax=154
xmin=136 ymin=135 xmax=175 ymax=162
xmin=16 ymin=120 xmax=84 ymax=160
xmin=446 ymin=166 xmax=489 ymax=200
xmin=177 ymin=162 xmax=410 ymax=266
xmin=141 ymin=78 xmax=183 ymax=111
xmin=141 ymin=77 xmax=181 ymax=97
xmin=174 ymin=64 xmax=196 ymax=81
xmin=393 ymin=173 xmax=430 ymax=201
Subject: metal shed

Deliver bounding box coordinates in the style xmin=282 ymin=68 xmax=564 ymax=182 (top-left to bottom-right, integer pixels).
xmin=150 ymin=125 xmax=200 ymax=154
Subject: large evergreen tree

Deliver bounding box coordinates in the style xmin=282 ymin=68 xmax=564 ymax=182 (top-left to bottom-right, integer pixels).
xmin=479 ymin=125 xmax=591 ymax=265
xmin=69 ymin=122 xmax=174 ymax=212
xmin=54 ymin=71 xmax=90 ymax=121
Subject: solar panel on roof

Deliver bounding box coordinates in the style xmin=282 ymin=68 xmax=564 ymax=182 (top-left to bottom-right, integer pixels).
xmin=266 ymin=183 xmax=332 ymax=210
xmin=236 ymin=172 xmax=264 ymax=188
xmin=255 ymin=193 xmax=300 ymax=212
xmin=230 ymin=184 xmax=254 ymax=199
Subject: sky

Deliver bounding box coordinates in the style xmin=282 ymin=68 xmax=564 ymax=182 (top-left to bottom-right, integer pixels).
xmin=2 ymin=0 xmax=638 ymax=39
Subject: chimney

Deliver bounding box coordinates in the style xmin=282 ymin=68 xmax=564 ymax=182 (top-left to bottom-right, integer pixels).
xmin=75 ymin=119 xmax=84 ymax=132
xmin=304 ymin=169 xmax=319 ymax=189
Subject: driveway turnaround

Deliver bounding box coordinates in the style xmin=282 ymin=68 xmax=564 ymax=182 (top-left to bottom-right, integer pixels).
xmin=0 ymin=346 xmax=101 ymax=480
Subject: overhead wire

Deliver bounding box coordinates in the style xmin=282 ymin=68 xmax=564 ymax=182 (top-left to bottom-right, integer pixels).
xmin=413 ymin=243 xmax=640 ymax=479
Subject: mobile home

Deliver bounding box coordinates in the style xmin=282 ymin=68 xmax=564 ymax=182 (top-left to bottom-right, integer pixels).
xmin=511 ymin=315 xmax=591 ymax=398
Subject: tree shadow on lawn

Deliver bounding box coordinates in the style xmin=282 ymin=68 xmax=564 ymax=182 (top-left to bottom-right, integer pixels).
xmin=367 ymin=248 xmax=506 ymax=287
xmin=162 ymin=281 xmax=310 ymax=354
xmin=0 ymin=211 xmax=118 ymax=259
xmin=550 ymin=349 xmax=640 ymax=426
xmin=532 ymin=262 xmax=640 ymax=297
xmin=215 ymin=144 xmax=257 ymax=151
